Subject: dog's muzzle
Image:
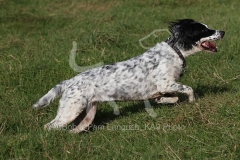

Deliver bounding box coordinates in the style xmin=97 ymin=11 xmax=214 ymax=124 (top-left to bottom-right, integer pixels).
xmin=218 ymin=30 xmax=225 ymax=38
xmin=200 ymin=30 xmax=225 ymax=53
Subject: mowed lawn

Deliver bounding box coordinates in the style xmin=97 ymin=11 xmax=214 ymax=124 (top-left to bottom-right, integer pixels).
xmin=1 ymin=0 xmax=240 ymax=159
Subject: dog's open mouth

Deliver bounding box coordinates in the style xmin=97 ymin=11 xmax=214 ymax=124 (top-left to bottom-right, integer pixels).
xmin=200 ymin=41 xmax=217 ymax=52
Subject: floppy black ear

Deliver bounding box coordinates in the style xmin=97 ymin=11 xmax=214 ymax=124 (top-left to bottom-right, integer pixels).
xmin=168 ymin=19 xmax=195 ymax=45
xmin=169 ymin=19 xmax=195 ymax=37
xmin=169 ymin=22 xmax=180 ymax=38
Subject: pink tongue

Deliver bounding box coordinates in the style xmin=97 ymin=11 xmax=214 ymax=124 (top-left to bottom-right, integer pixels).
xmin=205 ymin=41 xmax=216 ymax=48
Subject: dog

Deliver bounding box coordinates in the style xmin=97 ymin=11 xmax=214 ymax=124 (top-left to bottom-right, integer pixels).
xmin=33 ymin=19 xmax=225 ymax=133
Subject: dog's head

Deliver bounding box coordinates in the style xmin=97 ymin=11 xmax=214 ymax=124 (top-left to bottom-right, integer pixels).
xmin=168 ymin=19 xmax=225 ymax=56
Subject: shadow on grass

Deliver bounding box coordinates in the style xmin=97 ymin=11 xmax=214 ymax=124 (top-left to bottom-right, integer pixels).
xmin=90 ymin=84 xmax=231 ymax=130
xmin=175 ymin=84 xmax=231 ymax=103
xmin=91 ymin=99 xmax=174 ymax=129
xmin=194 ymin=84 xmax=231 ymax=98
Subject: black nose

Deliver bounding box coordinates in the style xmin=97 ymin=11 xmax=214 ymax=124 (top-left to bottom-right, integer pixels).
xmin=219 ymin=31 xmax=225 ymax=38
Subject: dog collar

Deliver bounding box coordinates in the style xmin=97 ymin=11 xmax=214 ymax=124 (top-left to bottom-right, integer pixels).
xmin=165 ymin=39 xmax=186 ymax=67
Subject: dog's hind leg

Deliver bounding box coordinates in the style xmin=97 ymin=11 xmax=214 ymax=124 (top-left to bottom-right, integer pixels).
xmin=70 ymin=102 xmax=97 ymax=133
xmin=44 ymin=96 xmax=88 ymax=131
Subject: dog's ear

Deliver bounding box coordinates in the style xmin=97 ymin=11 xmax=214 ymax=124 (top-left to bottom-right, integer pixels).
xmin=169 ymin=19 xmax=195 ymax=38
xmin=168 ymin=19 xmax=197 ymax=50
xmin=171 ymin=26 xmax=180 ymax=38
xmin=168 ymin=19 xmax=195 ymax=45
xmin=169 ymin=22 xmax=180 ymax=37
xmin=169 ymin=19 xmax=194 ymax=30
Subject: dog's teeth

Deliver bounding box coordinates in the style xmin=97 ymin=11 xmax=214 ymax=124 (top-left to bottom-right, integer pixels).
xmin=202 ymin=43 xmax=208 ymax=47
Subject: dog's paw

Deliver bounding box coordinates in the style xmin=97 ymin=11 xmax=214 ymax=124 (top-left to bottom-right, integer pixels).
xmin=188 ymin=95 xmax=195 ymax=103
xmin=69 ymin=128 xmax=86 ymax=134
xmin=44 ymin=123 xmax=53 ymax=131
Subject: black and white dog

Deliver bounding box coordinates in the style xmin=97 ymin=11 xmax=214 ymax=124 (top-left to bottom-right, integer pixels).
xmin=33 ymin=19 xmax=225 ymax=133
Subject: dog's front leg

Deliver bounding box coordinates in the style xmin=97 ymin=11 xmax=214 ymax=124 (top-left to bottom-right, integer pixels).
xmin=162 ymin=83 xmax=195 ymax=102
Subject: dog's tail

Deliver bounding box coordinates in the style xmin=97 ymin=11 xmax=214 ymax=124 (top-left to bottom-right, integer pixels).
xmin=33 ymin=80 xmax=67 ymax=109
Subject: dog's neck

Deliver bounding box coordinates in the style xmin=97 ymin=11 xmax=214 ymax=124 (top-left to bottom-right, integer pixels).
xmin=166 ymin=36 xmax=201 ymax=58
xmin=165 ymin=38 xmax=186 ymax=67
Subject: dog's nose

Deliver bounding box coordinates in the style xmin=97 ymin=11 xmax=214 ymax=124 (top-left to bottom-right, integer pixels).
xmin=219 ymin=31 xmax=225 ymax=38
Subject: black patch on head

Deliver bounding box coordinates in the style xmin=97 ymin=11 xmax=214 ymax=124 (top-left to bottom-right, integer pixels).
xmin=168 ymin=19 xmax=216 ymax=50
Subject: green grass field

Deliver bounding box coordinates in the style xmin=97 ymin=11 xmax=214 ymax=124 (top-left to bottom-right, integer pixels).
xmin=1 ymin=0 xmax=240 ymax=159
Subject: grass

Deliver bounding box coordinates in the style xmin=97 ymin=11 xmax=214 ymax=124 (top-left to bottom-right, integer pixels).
xmin=0 ymin=0 xmax=240 ymax=159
